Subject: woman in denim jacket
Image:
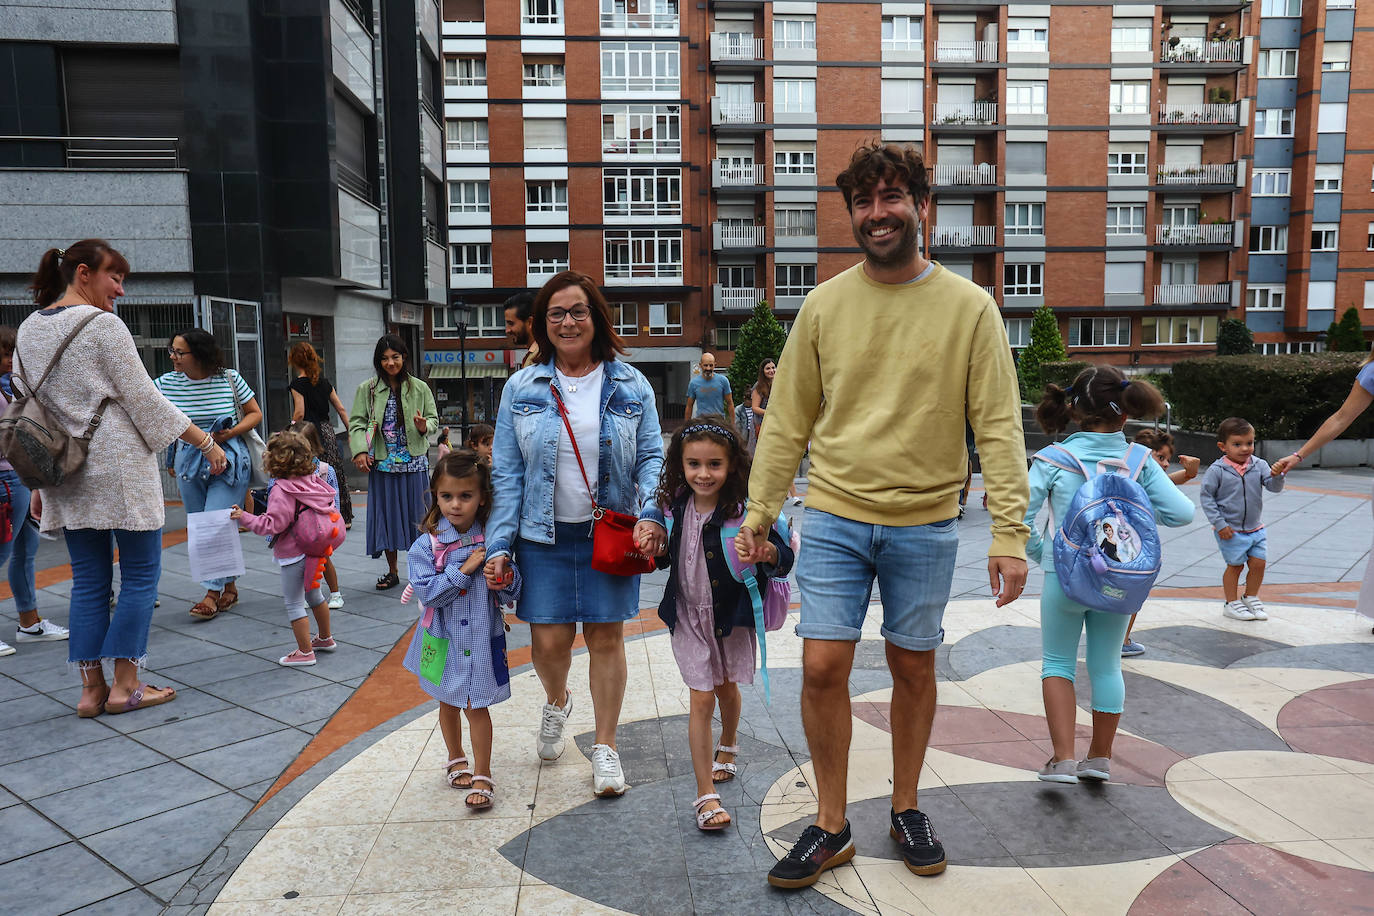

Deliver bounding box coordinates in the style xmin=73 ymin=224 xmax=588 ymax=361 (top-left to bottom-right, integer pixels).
xmin=484 ymin=271 xmax=665 ymax=798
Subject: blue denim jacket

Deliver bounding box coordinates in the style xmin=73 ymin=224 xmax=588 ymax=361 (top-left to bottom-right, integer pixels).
xmin=167 ymin=415 xmax=252 ymax=490
xmin=487 ymin=358 xmax=665 ymax=559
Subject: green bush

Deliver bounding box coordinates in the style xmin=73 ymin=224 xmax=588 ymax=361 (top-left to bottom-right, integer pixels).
xmin=1215 ymin=318 xmax=1254 ymax=356
xmin=1326 ymin=307 xmax=1366 ymax=353
xmin=726 ymin=299 xmax=787 ymax=400
xmin=1017 ymin=305 xmax=1067 ymax=400
xmin=1169 ymin=352 xmax=1374 ymax=439
xmin=1038 ymin=360 xmax=1092 ymax=393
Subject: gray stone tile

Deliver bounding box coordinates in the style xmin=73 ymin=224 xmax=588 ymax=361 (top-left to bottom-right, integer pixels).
xmin=0 ymin=785 xmax=16 ymax=809
xmin=83 ymin=792 xmax=253 ymax=885
xmin=0 ymin=672 xmax=36 ymax=702
xmin=125 ymin=706 xmax=288 ymax=757
xmin=236 ymin=778 xmax=277 ymax=801
xmin=146 ymin=867 xmax=197 ymax=904
xmin=264 ymin=646 xmax=385 ymax=683
xmin=0 ymin=804 xmax=70 ymax=864
xmin=180 ymin=729 xmax=310 ymax=790
xmin=255 ymin=683 xmax=353 ymax=727
xmin=31 ymin=762 xmax=224 ymax=838
xmin=0 ymin=842 xmax=133 ymax=916
xmin=148 ymin=650 xmax=280 ymax=688
xmin=65 ymin=888 xmax=162 ymax=915
xmin=197 ymin=667 xmax=335 ymax=706
xmin=0 ymin=714 xmax=119 ymax=766
xmin=0 ymin=734 xmax=168 ymax=799
xmin=0 ymin=692 xmax=72 ymax=729
xmin=91 ymin=688 xmax=234 ymax=736
xmin=188 ymin=614 xmax=297 ymax=653
xmin=336 ymin=621 xmax=411 ymax=651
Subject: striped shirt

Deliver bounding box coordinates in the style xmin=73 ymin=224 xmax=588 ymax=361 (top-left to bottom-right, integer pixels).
xmin=153 ymin=370 xmax=255 ymax=429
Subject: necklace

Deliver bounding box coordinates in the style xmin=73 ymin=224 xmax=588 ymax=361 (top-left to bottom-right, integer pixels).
xmin=558 ymin=363 xmax=597 ymax=394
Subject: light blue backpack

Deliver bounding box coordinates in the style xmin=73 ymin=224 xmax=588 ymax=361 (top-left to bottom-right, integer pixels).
xmin=1032 ymin=443 xmax=1161 ymax=615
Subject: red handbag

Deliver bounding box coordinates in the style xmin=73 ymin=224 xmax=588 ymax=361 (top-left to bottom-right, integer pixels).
xmin=550 ymin=383 xmax=655 ymax=576
xmin=0 ymin=480 xmax=12 ymax=545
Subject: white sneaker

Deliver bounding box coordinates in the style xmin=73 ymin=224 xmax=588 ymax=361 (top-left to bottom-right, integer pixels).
xmin=537 ymin=693 xmax=573 ymax=761
xmin=327 ymin=592 xmax=345 ymax=610
xmin=0 ymin=639 xmax=14 ymax=657
xmin=1223 ymin=600 xmax=1255 ymax=621
xmin=1241 ymin=596 xmax=1268 ymax=620
xmin=590 ymin=743 xmax=628 ymax=796
xmin=15 ymin=619 xmax=69 ymax=642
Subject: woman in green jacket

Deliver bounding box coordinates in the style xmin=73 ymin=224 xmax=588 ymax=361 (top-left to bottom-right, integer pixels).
xmin=348 ymin=334 xmax=439 ymax=589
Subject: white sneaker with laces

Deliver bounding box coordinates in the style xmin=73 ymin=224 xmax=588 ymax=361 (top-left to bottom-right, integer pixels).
xmin=537 ymin=693 xmax=573 ymax=761
xmin=590 ymin=743 xmax=628 ymax=796
xmin=1222 ymin=600 xmax=1255 ymax=621
xmin=15 ymin=619 xmax=69 ymax=642
xmin=1241 ymin=596 xmax=1268 ymax=620
xmin=0 ymin=639 xmax=13 ymax=657
xmin=327 ymin=592 xmax=345 ymax=610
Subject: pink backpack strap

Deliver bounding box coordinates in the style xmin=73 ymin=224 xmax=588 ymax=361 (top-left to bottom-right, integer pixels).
xmin=406 ymin=534 xmax=460 ymax=628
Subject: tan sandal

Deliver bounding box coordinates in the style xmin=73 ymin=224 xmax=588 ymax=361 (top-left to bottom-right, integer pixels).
xmin=215 ymin=583 xmax=239 ymax=611
xmin=189 ymin=592 xmax=220 ymax=620
xmin=104 ymin=683 xmax=176 ymax=715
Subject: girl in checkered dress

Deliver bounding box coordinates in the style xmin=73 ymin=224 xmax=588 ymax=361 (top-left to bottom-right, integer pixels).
xmin=402 ymin=450 xmax=522 ymax=809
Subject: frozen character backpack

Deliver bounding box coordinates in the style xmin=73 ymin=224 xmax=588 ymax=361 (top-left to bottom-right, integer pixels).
xmin=1032 ymin=443 xmax=1161 ymax=616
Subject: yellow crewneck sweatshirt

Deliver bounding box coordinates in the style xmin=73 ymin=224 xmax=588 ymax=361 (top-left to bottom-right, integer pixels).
xmin=743 ymin=261 xmax=1031 ymax=559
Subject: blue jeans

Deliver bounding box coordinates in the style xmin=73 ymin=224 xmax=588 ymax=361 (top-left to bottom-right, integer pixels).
xmin=65 ymin=528 xmax=162 ymax=664
xmin=177 ymin=471 xmax=241 ymax=590
xmin=0 ymin=469 xmax=38 ymax=613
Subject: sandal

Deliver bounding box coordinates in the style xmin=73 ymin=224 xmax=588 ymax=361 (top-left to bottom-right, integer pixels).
xmin=215 ymin=583 xmax=239 ymax=611
xmin=376 ymin=572 xmax=399 ymax=590
xmin=189 ymin=592 xmax=220 ymax=621
xmin=77 ymin=664 xmax=109 ymax=718
xmin=445 ymin=756 xmax=474 ymax=790
xmin=712 ymin=744 xmax=740 ymax=782
xmin=466 ymin=775 xmax=495 ymax=810
xmin=694 ymin=793 xmax=731 ymax=831
xmin=104 ymin=683 xmax=176 ymax=715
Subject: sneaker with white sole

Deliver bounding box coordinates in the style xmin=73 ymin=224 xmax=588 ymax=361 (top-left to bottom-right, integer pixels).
xmin=15 ymin=619 xmax=69 ymax=642
xmin=279 ymin=649 xmax=317 ymax=666
xmin=590 ymin=743 xmax=627 ymax=796
xmin=537 ymin=693 xmax=573 ymax=761
xmin=1037 ymin=758 xmax=1078 ymax=783
xmin=310 ymin=635 xmax=337 ymax=652
xmin=1121 ymin=639 xmax=1145 ymax=657
xmin=0 ymin=639 xmax=13 ymax=657
xmin=1223 ymin=600 xmax=1255 ymax=621
xmin=1241 ymin=596 xmax=1268 ymax=620
xmin=327 ymin=592 xmax=345 ymax=610
xmin=1077 ymin=757 xmax=1111 ymax=782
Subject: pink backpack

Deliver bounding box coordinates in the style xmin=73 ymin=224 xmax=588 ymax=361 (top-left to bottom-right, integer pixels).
xmin=274 ymin=501 xmax=345 ymax=593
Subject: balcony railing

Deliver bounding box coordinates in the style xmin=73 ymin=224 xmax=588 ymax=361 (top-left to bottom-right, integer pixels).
xmin=710 ymin=33 xmax=765 ymax=62
xmin=1155 ymin=223 xmax=1234 ymax=245
xmin=1156 ymin=162 xmax=1237 ymax=185
xmin=601 ymin=10 xmax=678 ymax=32
xmin=1158 ymin=103 xmax=1239 ymax=125
xmin=1160 ymin=38 xmax=1243 ymax=63
xmin=981 ymin=285 xmax=997 ymax=299
xmin=0 ymin=135 xmax=182 ymax=169
xmin=714 ymin=285 xmax=766 ymax=311
xmin=932 ymin=102 xmax=998 ymax=125
xmin=528 ymin=261 xmax=571 ymax=286
xmin=714 ymin=222 xmax=766 ymax=248
xmin=929 ymin=225 xmax=996 ymax=247
xmin=1153 ymin=283 xmax=1231 ymax=305
xmin=934 ymin=40 xmax=998 ymax=63
xmin=712 ymin=160 xmax=764 ymax=186
xmin=712 ymin=98 xmax=765 ymax=125
xmin=933 ymin=162 xmax=997 ymax=185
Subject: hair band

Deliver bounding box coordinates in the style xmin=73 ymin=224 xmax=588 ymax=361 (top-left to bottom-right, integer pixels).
xmin=1119 ymin=379 xmax=1131 ymax=390
xmin=1064 ymin=385 xmax=1074 ymax=396
xmin=55 ymin=248 xmax=66 ymax=259
xmin=682 ymin=423 xmax=735 ymax=442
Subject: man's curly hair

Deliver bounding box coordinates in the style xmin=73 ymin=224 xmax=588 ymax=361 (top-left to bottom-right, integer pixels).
xmin=835 ymin=141 xmax=930 ymax=211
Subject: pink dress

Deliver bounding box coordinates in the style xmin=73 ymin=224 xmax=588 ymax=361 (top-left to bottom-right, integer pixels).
xmin=670 ymin=500 xmax=757 ymax=691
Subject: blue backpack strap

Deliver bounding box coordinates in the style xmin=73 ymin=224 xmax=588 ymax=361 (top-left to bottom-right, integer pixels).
xmin=719 ymin=517 xmax=772 ymax=704
xmin=1123 ymin=443 xmax=1153 ymax=482
xmin=1033 ymin=443 xmax=1093 ymax=479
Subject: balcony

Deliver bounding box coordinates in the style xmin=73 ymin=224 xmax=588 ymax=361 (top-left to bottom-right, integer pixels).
xmin=1154 ymin=223 xmax=1234 ymax=246
xmin=710 ymin=33 xmax=765 ymax=64
xmin=528 ymin=261 xmax=570 ymax=288
xmin=713 ymin=222 xmax=766 ymax=249
xmin=711 ymin=98 xmax=766 ymax=128
xmin=932 ymin=162 xmax=997 ymax=188
xmin=604 ymin=263 xmax=683 ymax=286
xmin=712 ymin=160 xmax=764 ymax=189
xmin=1157 ymin=103 xmax=1240 ymax=127
xmin=713 ymin=285 xmax=766 ymax=312
xmin=931 ymin=102 xmax=998 ymax=127
xmin=1155 ymin=162 xmax=1237 ymax=186
xmin=929 ymin=225 xmax=996 ymax=248
xmin=981 ymin=285 xmax=997 ymax=300
xmin=600 ymin=9 xmax=678 ymax=34
xmin=1160 ymin=38 xmax=1243 ymax=64
xmin=933 ymin=40 xmax=998 ymax=63
xmin=0 ymin=135 xmax=181 ymax=169
xmin=1153 ymin=283 xmax=1231 ymax=306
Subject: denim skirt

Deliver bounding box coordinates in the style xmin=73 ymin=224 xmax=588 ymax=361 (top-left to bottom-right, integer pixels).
xmin=514 ymin=521 xmax=641 ymax=624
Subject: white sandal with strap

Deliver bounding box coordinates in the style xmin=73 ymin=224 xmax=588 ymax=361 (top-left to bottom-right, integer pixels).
xmin=712 ymin=744 xmax=740 ymax=781
xmin=444 ymin=756 xmax=473 ymax=789
xmin=465 ymin=775 xmax=495 ymax=809
xmin=694 ymin=793 xmax=731 ymax=831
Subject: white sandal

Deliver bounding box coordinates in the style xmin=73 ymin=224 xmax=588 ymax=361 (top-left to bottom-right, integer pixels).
xmin=466 ymin=775 xmax=495 ymax=810
xmin=444 ymin=756 xmax=473 ymax=789
xmin=712 ymin=744 xmax=740 ymax=781
xmin=694 ymin=793 xmax=731 ymax=831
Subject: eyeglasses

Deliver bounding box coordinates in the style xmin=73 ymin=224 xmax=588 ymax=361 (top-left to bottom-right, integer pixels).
xmin=547 ymin=306 xmax=591 ymax=324
xmin=167 ymin=347 xmax=190 ymax=357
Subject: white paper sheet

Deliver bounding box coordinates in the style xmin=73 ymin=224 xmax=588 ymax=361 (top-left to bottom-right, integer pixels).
xmin=186 ymin=509 xmax=246 ymax=583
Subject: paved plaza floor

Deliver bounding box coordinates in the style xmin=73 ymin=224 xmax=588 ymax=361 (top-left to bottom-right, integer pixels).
xmin=1 ymin=468 xmax=1373 ymax=915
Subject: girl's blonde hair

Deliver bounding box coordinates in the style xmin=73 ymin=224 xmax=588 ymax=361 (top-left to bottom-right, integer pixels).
xmin=264 ymin=430 xmax=317 ymax=480
xmin=419 ymin=450 xmax=492 ymax=534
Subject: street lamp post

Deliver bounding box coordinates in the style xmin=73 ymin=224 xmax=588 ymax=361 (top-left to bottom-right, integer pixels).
xmin=455 ymin=297 xmax=469 ymax=442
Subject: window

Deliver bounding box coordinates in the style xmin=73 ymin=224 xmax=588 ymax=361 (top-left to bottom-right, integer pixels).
xmin=881 ymin=79 xmax=923 ymax=114
xmin=602 ymin=167 xmax=681 ymax=218
xmin=1323 ymin=42 xmax=1351 ymax=72
xmin=881 ymin=16 xmax=922 ymax=52
xmin=775 ymin=16 xmax=817 ymax=50
xmin=527 ymin=241 xmax=569 ymax=278
xmin=776 ymin=205 xmax=816 ymax=237
xmin=1312 ymin=224 xmax=1339 ymax=251
xmin=601 ymin=42 xmax=678 ymax=93
xmin=1005 ymin=203 xmax=1044 ymax=235
xmin=445 ymin=56 xmax=486 ymax=87
xmin=523 ymin=118 xmax=566 ymax=150
xmin=1258 ymin=341 xmax=1323 ymax=355
xmin=776 ymin=264 xmax=817 ymax=298
xmin=523 ymin=57 xmax=565 ymax=86
xmin=1110 ymin=81 xmax=1150 ymax=114
xmin=1069 ymin=317 xmax=1131 ymax=347
xmin=774 ymin=141 xmax=816 ymax=175
xmin=471 ymin=305 xmax=504 ymax=336
xmin=1108 ymin=144 xmax=1148 ymax=176
xmin=1257 ymin=49 xmax=1298 ymax=77
xmin=1006 ymin=81 xmax=1047 ymax=115
xmin=1007 ymin=21 xmax=1048 ymax=52
xmin=611 ymin=302 xmax=638 ymax=337
xmin=1005 ymin=318 xmax=1030 ymax=348
xmin=1110 ymin=22 xmax=1150 ymax=53
xmin=1251 ymin=168 xmax=1291 ymax=196
xmin=448 ymin=180 xmax=489 ymax=213
xmin=433 ymin=304 xmax=502 ymax=339
xmin=450 ymin=243 xmax=492 ymax=275
xmin=775 ymin=79 xmax=816 ymax=114
xmin=1368 ymin=281 xmax=1374 ymax=310
xmin=1106 ymin=205 xmax=1145 ymax=235
xmin=647 ymin=301 xmax=682 ymax=336
xmin=525 ymin=179 xmax=568 ymax=212
xmin=1141 ymin=315 xmax=1218 ymax=345
xmin=1004 ymin=263 xmax=1044 ymax=296
xmin=1318 ymin=103 xmax=1348 ymax=133
xmin=1260 ymin=0 xmax=1300 ymax=15
xmin=1249 ymin=225 xmax=1289 ymax=253
xmin=446 ymin=119 xmax=488 ymax=151
xmin=1006 ymin=142 xmax=1046 ymax=176
xmin=604 ymin=229 xmax=682 ymax=281
xmin=601 ymin=104 xmax=680 ymax=157
xmin=523 ymin=0 xmax=560 ymax=24
xmin=1104 ymin=262 xmax=1144 ymax=295
xmin=1255 ymin=108 xmax=1295 ymax=137
xmin=443 ymin=0 xmax=483 ymax=22
xmin=1315 ymin=165 xmax=1343 ymax=193
xmin=1246 ymin=285 xmax=1285 ymax=311
xmin=713 ymin=323 xmax=742 ymax=351
xmin=1368 ymin=221 xmax=1374 ymax=250
xmin=1310 ymin=280 xmax=1336 ymax=313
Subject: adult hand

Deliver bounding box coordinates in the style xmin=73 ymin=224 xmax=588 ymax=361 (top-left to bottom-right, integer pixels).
xmin=989 ymin=556 xmax=1028 ymax=608
xmin=1271 ymin=454 xmax=1299 ymax=475
xmin=1179 ymin=455 xmax=1200 ymax=480
xmin=460 ymin=547 xmax=487 ymax=576
xmin=206 ymin=444 xmax=228 ymax=475
xmin=166 ymin=466 xmax=175 ymax=478
xmin=634 ymin=520 xmax=666 ymax=557
xmin=212 ymin=429 xmax=233 ymax=445
xmin=413 ymin=410 xmax=428 ymax=435
xmin=734 ymin=525 xmax=772 ymax=564
xmin=29 ymin=490 xmax=40 ymax=522
xmin=1218 ymin=526 xmax=1235 ymax=540
xmin=484 ymin=555 xmax=511 ymax=589
xmin=353 ymin=453 xmax=374 ymax=473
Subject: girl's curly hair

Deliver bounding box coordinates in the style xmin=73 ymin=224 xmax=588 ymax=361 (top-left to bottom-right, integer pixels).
xmin=655 ymin=413 xmax=752 ymax=515
xmin=264 ymin=429 xmax=317 ymax=480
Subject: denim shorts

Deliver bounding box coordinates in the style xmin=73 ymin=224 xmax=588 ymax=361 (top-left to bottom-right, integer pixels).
xmin=794 ymin=507 xmax=959 ymax=651
xmin=1217 ymin=527 xmax=1267 ymax=566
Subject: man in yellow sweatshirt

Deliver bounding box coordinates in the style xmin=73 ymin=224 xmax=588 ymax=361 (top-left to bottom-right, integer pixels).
xmin=738 ymin=142 xmax=1030 ymax=888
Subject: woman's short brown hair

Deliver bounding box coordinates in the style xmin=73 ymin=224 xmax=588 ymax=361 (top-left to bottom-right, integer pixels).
xmin=835 ymin=141 xmax=930 ymax=211
xmin=530 ymin=271 xmax=628 ymax=365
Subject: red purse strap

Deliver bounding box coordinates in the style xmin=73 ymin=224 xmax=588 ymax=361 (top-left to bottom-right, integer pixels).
xmin=549 ymin=383 xmax=599 ymax=514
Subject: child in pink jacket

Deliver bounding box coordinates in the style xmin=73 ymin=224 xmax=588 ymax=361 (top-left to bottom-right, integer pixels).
xmin=232 ymin=430 xmax=342 ymax=667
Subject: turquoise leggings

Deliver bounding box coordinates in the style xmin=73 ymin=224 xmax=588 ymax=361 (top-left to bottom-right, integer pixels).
xmin=1040 ymin=572 xmax=1133 ymax=715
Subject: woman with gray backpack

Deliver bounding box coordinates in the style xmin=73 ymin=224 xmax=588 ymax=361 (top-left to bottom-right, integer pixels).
xmin=16 ymin=239 xmax=227 ymax=718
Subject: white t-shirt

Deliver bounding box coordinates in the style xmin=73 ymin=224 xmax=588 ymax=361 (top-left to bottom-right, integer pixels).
xmin=553 ymin=363 xmax=604 ymax=523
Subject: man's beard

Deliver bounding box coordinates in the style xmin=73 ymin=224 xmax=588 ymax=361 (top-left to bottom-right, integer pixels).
xmin=856 ymin=218 xmax=919 ymax=266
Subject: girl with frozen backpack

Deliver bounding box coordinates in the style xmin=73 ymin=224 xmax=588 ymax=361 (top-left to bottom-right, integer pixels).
xmin=1025 ymin=366 xmax=1195 ymax=784
xmin=653 ymin=416 xmax=795 ymax=831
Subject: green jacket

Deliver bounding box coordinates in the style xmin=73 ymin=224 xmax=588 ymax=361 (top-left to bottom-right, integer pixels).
xmin=348 ymin=375 xmax=439 ymax=460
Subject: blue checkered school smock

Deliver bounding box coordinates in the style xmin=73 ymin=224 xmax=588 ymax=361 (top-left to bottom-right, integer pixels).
xmin=401 ymin=519 xmax=523 ymax=709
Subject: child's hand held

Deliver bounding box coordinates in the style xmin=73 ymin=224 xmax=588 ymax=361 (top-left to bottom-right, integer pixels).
xmin=229 ymin=505 xmax=242 ymax=520
xmin=460 ymin=547 xmax=486 ymax=575
xmin=1218 ymin=526 xmax=1234 ymax=540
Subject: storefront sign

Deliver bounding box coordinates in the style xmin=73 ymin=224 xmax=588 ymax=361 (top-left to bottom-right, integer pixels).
xmin=388 ymin=302 xmax=423 ymax=326
xmin=423 ymin=349 xmax=504 ymax=365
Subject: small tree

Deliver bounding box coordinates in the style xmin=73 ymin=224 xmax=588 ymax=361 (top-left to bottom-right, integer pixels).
xmin=1216 ymin=318 xmax=1254 ymax=356
xmin=1017 ymin=304 xmax=1066 ymax=400
xmin=727 ymin=299 xmax=788 ymax=401
xmin=1326 ymin=307 xmax=1367 ymax=353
